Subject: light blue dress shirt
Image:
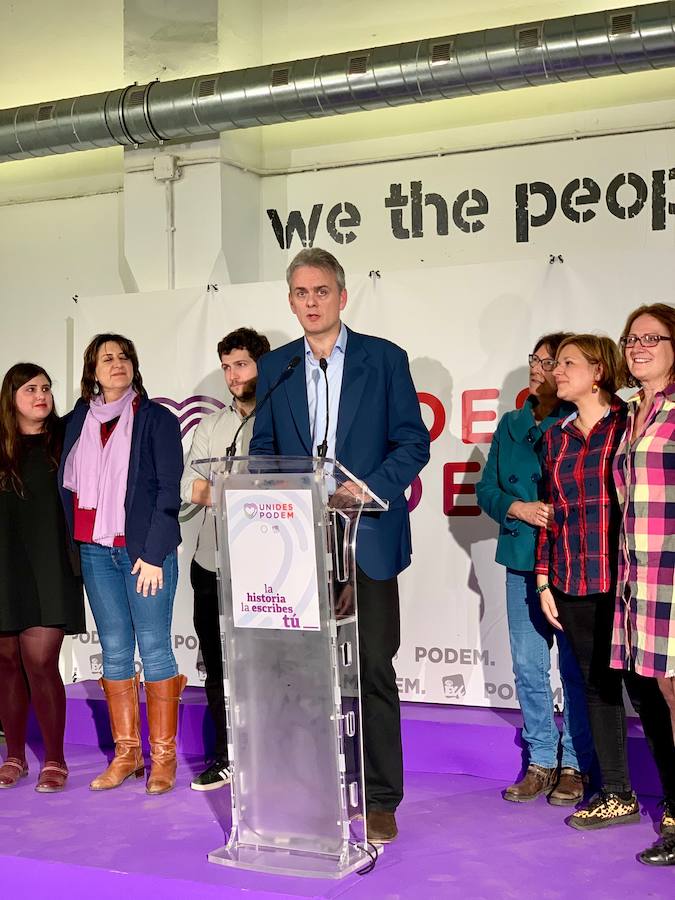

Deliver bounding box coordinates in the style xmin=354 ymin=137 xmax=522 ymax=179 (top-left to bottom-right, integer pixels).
xmin=304 ymin=322 xmax=348 ymax=460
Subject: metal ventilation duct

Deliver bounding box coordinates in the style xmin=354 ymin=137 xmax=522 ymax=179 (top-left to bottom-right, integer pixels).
xmin=1 ymin=3 xmax=675 ymax=162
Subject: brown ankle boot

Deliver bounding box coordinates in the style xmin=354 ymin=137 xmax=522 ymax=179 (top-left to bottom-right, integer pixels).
xmin=549 ymin=768 xmax=586 ymax=806
xmin=504 ymin=764 xmax=557 ymax=802
xmin=145 ymin=674 xmax=187 ymax=795
xmin=90 ymin=675 xmax=144 ymax=791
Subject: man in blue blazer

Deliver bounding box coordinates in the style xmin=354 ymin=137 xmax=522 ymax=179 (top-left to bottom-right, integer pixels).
xmin=250 ymin=248 xmax=430 ymax=843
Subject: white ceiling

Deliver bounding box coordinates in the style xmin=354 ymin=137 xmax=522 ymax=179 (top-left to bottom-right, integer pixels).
xmin=1 ymin=0 xmax=674 ymax=199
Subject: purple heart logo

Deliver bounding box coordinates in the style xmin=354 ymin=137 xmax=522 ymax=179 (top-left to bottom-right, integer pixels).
xmin=152 ymin=395 xmax=227 ymax=438
xmin=244 ymin=503 xmax=258 ymax=519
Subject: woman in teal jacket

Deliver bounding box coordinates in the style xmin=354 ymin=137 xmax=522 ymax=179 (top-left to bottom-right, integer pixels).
xmin=477 ymin=332 xmax=593 ymax=806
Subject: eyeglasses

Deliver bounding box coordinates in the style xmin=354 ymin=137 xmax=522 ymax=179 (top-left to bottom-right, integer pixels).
xmin=619 ymin=334 xmax=672 ymax=349
xmin=528 ymin=353 xmax=556 ymax=372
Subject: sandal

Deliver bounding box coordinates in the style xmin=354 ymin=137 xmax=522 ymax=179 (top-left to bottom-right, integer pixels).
xmin=0 ymin=757 xmax=29 ymax=788
xmin=35 ymin=761 xmax=68 ymax=793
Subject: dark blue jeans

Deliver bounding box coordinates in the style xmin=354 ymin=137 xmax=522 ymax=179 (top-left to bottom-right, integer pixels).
xmin=80 ymin=544 xmax=178 ymax=682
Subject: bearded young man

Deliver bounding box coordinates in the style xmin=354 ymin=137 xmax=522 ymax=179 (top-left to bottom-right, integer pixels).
xmin=181 ymin=327 xmax=270 ymax=791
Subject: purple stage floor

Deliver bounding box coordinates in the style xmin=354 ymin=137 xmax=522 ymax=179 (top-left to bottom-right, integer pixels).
xmin=4 ymin=689 xmax=672 ymax=898
xmin=29 ymin=681 xmax=663 ymax=794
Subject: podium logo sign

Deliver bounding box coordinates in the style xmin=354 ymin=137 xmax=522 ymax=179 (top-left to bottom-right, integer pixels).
xmin=225 ymin=488 xmax=320 ymax=631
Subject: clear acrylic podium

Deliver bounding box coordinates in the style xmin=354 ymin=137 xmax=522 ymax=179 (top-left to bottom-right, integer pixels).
xmin=191 ymin=455 xmax=388 ymax=879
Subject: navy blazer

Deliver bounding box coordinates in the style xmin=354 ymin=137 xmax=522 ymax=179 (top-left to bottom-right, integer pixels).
xmin=249 ymin=326 xmax=430 ymax=580
xmin=58 ymin=392 xmax=183 ymax=568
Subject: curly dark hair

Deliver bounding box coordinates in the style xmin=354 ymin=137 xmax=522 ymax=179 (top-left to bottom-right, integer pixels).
xmin=0 ymin=363 xmax=61 ymax=495
xmin=217 ymin=328 xmax=270 ymax=362
xmin=80 ymin=333 xmax=143 ymax=402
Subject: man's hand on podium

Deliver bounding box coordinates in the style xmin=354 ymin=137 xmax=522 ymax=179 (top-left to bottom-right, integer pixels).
xmin=191 ymin=477 xmax=212 ymax=507
xmin=329 ymin=479 xmax=372 ymax=511
xmin=334 ymin=583 xmax=355 ymax=619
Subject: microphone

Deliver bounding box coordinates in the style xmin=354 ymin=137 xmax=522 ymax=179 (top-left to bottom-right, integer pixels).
xmin=226 ymin=355 xmax=301 ymax=458
xmin=317 ymin=357 xmax=329 ymax=459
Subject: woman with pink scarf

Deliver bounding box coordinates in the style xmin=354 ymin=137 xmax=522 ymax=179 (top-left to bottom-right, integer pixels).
xmin=59 ymin=333 xmax=184 ymax=795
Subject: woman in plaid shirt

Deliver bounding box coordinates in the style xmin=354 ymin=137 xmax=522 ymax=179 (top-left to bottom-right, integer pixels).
xmin=611 ymin=303 xmax=675 ymax=868
xmin=536 ymin=334 xmax=675 ymax=839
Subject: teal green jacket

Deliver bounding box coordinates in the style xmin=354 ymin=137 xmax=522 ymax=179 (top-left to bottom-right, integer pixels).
xmin=476 ymin=398 xmax=572 ymax=572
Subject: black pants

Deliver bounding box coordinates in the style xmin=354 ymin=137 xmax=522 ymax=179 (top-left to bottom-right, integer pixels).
xmin=553 ymin=586 xmax=675 ymax=799
xmin=191 ymin=560 xmax=228 ymax=763
xmin=356 ymin=566 xmax=403 ymax=812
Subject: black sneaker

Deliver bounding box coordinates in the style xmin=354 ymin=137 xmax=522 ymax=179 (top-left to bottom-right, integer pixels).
xmin=567 ymin=791 xmax=640 ymax=830
xmin=660 ymin=799 xmax=675 ymax=835
xmin=190 ymin=760 xmax=232 ymax=792
xmin=639 ymin=834 xmax=675 ymax=867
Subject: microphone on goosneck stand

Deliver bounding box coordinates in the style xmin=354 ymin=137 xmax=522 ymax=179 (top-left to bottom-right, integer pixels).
xmin=225 ymin=355 xmax=302 ymax=463
xmin=317 ymin=357 xmax=329 ymax=460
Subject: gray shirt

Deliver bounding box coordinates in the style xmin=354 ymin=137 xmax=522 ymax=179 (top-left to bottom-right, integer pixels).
xmin=180 ymin=403 xmax=254 ymax=572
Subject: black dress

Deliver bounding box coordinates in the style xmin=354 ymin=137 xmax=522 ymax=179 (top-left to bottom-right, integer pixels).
xmin=0 ymin=433 xmax=84 ymax=634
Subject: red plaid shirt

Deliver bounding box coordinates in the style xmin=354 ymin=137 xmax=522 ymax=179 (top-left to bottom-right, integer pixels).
xmin=535 ymin=399 xmax=627 ymax=595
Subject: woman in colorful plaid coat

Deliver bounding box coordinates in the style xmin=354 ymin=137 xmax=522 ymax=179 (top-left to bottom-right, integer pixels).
xmin=611 ymin=302 xmax=675 ymax=868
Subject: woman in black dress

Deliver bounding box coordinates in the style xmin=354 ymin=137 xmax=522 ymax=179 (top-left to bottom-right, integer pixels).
xmin=0 ymin=364 xmax=84 ymax=792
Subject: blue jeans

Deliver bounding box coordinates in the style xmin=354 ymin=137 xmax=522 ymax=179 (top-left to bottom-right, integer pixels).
xmin=80 ymin=544 xmax=178 ymax=682
xmin=506 ymin=569 xmax=593 ymax=771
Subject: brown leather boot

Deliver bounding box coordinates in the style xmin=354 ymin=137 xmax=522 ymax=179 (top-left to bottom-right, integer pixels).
xmin=145 ymin=674 xmax=187 ymax=795
xmin=549 ymin=768 xmax=586 ymax=806
xmin=90 ymin=675 xmax=144 ymax=791
xmin=367 ymin=809 xmax=398 ymax=843
xmin=504 ymin=764 xmax=557 ymax=802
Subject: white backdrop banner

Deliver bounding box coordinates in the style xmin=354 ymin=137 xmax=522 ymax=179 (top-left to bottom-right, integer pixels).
xmin=69 ymin=245 xmax=675 ymax=708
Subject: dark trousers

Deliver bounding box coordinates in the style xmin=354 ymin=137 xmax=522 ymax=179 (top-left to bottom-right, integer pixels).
xmin=190 ymin=559 xmax=228 ymax=763
xmin=554 ymin=587 xmax=675 ymax=800
xmin=356 ymin=566 xmax=403 ymax=812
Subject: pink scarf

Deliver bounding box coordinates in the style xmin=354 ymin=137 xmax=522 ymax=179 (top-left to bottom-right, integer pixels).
xmin=63 ymin=387 xmax=135 ymax=546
